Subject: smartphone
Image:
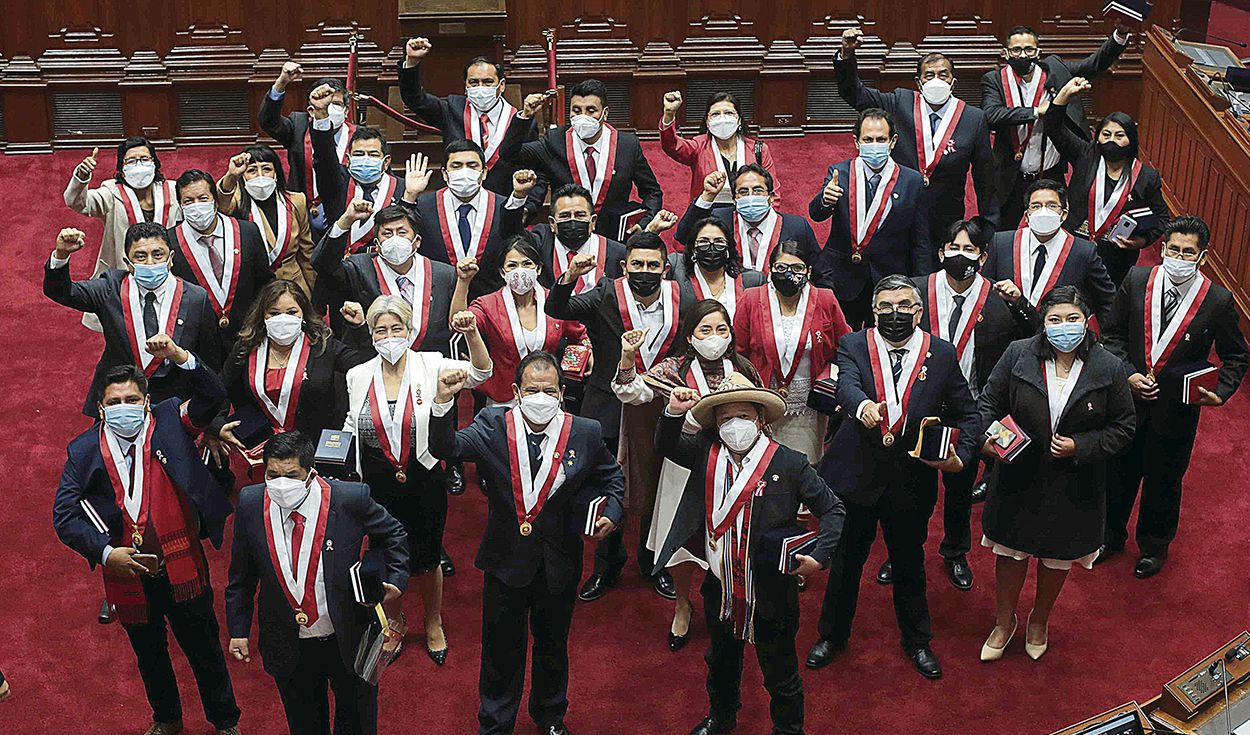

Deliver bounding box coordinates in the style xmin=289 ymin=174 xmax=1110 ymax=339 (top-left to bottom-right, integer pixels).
xmin=1107 ymin=213 xmax=1137 ymax=243
xmin=132 ymin=553 xmax=160 ymax=574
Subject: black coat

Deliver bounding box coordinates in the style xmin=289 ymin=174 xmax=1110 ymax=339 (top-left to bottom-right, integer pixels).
xmin=168 ymin=216 xmax=275 ymax=344
xmin=412 ymin=188 xmax=525 ymax=298
xmin=258 ymin=93 xmax=315 ymax=196
xmin=982 ymin=229 xmax=1117 ymax=325
xmin=673 ymin=199 xmax=819 ymax=275
xmin=978 ymin=337 xmax=1135 ymax=558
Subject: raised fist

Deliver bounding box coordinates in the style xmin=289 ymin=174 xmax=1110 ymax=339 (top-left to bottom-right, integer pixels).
xmin=56 ymin=228 xmax=87 ymax=258
xmin=405 ymin=37 xmax=432 ymax=67
xmin=567 ymin=253 xmax=597 ymax=279
xmin=450 ymin=310 xmax=478 ymax=334
xmin=842 ymin=28 xmax=864 ymax=54
xmin=646 ymin=210 xmax=678 ymax=234
xmin=702 ymin=171 xmax=728 ymax=200
xmin=662 ymin=91 xmax=683 ymax=116
xmin=226 ymin=152 xmax=251 ymax=178
xmin=512 ymin=169 xmax=538 ymax=198
xmin=456 ymin=257 xmax=479 ymax=282
xmin=668 ymin=387 xmax=701 ymax=414
xmin=340 ymin=301 xmax=365 ymax=326
xmin=276 ymin=61 xmax=302 ymax=91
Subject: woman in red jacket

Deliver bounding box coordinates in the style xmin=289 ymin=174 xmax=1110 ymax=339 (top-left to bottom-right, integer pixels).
xmin=734 ymin=239 xmax=850 ymax=462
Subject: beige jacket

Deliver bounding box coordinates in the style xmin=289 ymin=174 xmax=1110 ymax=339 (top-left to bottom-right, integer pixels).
xmin=216 ymin=177 xmax=317 ymax=298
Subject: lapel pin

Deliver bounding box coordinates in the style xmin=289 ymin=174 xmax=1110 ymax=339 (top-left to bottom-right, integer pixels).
xmin=155 ymin=449 xmax=167 ymax=464
xmin=177 ymin=318 xmax=185 ymax=325
xmin=1184 ymin=333 xmax=1192 ymax=341
xmin=324 ymin=540 xmax=334 ymax=552
xmin=918 ymin=365 xmax=928 ymax=381
xmin=771 ymin=474 xmax=779 ymax=481
xmin=1087 ymin=401 xmax=1094 ymax=411
xmin=977 ymin=314 xmax=984 ymax=323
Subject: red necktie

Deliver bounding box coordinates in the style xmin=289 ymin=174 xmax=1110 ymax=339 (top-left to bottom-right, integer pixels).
xmin=289 ymin=511 xmax=306 ymax=578
xmin=747 ymin=227 xmax=762 ymax=263
xmin=584 ymin=147 xmax=597 ymax=187
xmin=479 ymin=113 xmax=491 ymax=143
xmin=201 ymin=234 xmax=224 ymax=281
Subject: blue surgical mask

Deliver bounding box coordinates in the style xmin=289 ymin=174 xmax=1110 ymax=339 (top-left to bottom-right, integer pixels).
xmin=131 ymin=262 xmax=170 ymax=290
xmin=859 ymin=142 xmax=891 ymax=170
xmin=735 ymin=195 xmax=771 ymax=223
xmin=349 ymin=156 xmax=385 ymax=184
xmin=103 ymin=403 xmax=146 ymax=437
xmin=1045 ymin=322 xmax=1086 ymax=353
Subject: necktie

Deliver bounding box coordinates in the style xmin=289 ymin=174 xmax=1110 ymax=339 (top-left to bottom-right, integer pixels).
xmin=584 ymin=146 xmax=597 ymax=187
xmin=527 ymin=433 xmax=545 ymax=479
xmin=457 ymin=203 xmax=474 ymax=253
xmin=202 ymin=234 xmax=224 ymax=282
xmin=480 ymin=112 xmax=491 ymax=143
xmin=1032 ymin=245 xmax=1048 ymax=294
xmin=125 ymin=445 xmax=137 ymax=499
xmin=948 ymin=294 xmax=966 ymax=342
xmin=363 ymin=184 xmax=378 ymax=203
xmin=1162 ymin=286 xmax=1180 ymax=329
xmin=143 ymin=292 xmax=159 ymax=338
xmin=396 ymin=275 xmax=414 ymax=303
xmin=890 ymin=348 xmax=906 ymax=388
xmin=289 ymin=511 xmax=306 ymax=578
xmin=929 ymin=112 xmax=942 ymax=137
xmin=866 ymin=172 xmax=882 ymax=203
xmin=747 ymin=227 xmax=762 ymax=263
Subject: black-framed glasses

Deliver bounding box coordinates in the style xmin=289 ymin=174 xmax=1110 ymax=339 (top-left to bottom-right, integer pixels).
xmin=694 ymin=238 xmax=730 ymax=250
xmin=771 ymin=263 xmax=809 ymax=275
xmin=1161 ymin=244 xmax=1202 ymax=261
xmin=873 ymin=303 xmax=920 ymax=315
xmin=1006 ymin=47 xmax=1039 ymax=58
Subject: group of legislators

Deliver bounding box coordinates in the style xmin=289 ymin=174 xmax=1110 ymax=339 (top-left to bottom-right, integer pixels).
xmin=41 ymin=18 xmax=1248 ymax=735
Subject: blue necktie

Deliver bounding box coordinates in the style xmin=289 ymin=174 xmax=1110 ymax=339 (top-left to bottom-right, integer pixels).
xmin=457 ymin=203 xmax=473 ymax=250
xmin=527 ymin=433 xmax=545 ymax=479
xmin=929 ymin=112 xmax=942 ymax=136
xmin=866 ymin=172 xmax=882 ymax=203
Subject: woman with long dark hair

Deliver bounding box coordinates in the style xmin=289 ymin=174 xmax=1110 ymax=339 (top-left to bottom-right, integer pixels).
xmin=668 ymin=217 xmax=766 ymax=319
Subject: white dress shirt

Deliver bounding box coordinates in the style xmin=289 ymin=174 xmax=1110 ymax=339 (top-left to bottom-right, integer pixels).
xmin=933 ymin=275 xmax=978 ymax=390
xmin=276 ymin=483 xmax=334 ymax=638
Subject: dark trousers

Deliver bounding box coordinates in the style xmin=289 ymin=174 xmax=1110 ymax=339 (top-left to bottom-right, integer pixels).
xmin=479 ymin=570 xmax=577 ymax=735
xmin=702 ymin=573 xmax=804 ymax=735
xmin=1096 ymin=240 xmax=1141 ymax=289
xmin=837 ymin=289 xmax=874 ymax=332
xmin=938 ymin=457 xmax=980 ymax=559
xmin=592 ymin=511 xmax=656 ymax=578
xmin=273 ymin=635 xmax=378 ymax=735
xmin=1106 ymin=407 xmax=1200 ymax=559
xmin=817 ymin=478 xmax=938 ymax=650
xmin=121 ymin=577 xmax=240 ymax=728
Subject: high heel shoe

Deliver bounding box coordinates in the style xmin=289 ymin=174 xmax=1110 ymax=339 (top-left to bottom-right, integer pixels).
xmin=426 ymin=644 xmax=449 ymax=666
xmin=1024 ymin=611 xmax=1049 ymax=660
xmin=979 ymin=615 xmax=1017 ymax=662
xmin=669 ymin=602 xmax=692 ymax=652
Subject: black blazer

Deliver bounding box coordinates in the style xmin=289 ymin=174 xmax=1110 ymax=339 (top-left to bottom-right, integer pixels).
xmin=310 ymin=125 xmax=407 ymax=230
xmin=835 ymin=51 xmax=1000 ymax=228
xmin=528 ymin=223 xmax=627 ymax=290
xmin=44 ymin=265 xmax=224 ymax=415
xmin=258 ymin=93 xmax=314 ymax=196
xmin=412 ymin=188 xmax=525 ymax=298
xmin=982 ymin=229 xmax=1117 ymax=324
xmin=809 ymin=159 xmax=932 ymax=299
xmin=673 ymin=200 xmax=819 ymax=271
xmin=427 ymin=406 xmax=625 ymax=591
xmin=818 ymin=329 xmax=981 ymax=506
xmin=168 ymin=216 xmax=275 ymax=344
xmin=225 ymin=480 xmax=409 ymax=679
xmin=653 ymin=413 xmax=846 ymax=577
xmin=980 ymin=34 xmax=1128 ymax=193
xmin=1103 ymin=265 xmax=1249 ymax=429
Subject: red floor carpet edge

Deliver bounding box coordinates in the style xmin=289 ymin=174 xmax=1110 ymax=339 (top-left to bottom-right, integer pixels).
xmin=1 ymin=137 xmax=1248 ymax=735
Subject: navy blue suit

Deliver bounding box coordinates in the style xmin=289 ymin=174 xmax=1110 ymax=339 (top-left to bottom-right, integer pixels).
xmin=982 ymin=229 xmax=1117 ymax=325
xmin=412 ymin=188 xmax=526 ymax=299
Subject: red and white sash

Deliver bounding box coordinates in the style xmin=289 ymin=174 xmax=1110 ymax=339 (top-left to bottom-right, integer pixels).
xmin=686 ymin=358 xmax=734 ymax=395
xmin=765 ymin=284 xmax=817 ymax=389
xmin=734 ymin=210 xmax=782 ymax=272
xmin=501 ymin=286 xmax=551 ymax=360
xmin=1000 ymin=66 xmax=1048 ymax=154
xmin=367 ymin=360 xmax=415 ymax=474
xmin=615 ymin=278 xmax=680 ymax=371
xmin=505 ymin=407 xmax=574 ymax=530
xmin=120 ymin=275 xmax=184 ymax=375
xmin=438 ymin=188 xmax=496 ymax=262
xmin=850 ymin=157 xmax=901 ymax=255
xmin=1012 ymin=226 xmax=1075 ymax=304
xmin=374 ymin=256 xmax=433 ymax=348
xmin=174 ymin=216 xmax=242 ymax=320
xmin=567 ymin=124 xmax=619 ymax=209
xmin=345 ymin=174 xmax=399 ymax=252
xmin=304 ymin=122 xmax=356 ymax=206
xmin=552 ymin=235 xmax=607 ymax=294
xmin=464 ymin=100 xmax=517 ymax=168
xmin=263 ymin=475 xmax=332 ymax=627
xmin=1089 ymin=158 xmax=1143 ymax=240
xmin=116 ymin=180 xmax=177 ymax=227
xmin=1144 ymin=266 xmax=1211 ymax=376
xmin=691 ymin=268 xmax=744 ymax=319
xmin=249 ymin=335 xmax=310 ymax=432
xmin=100 ymin=415 xmax=155 ymax=538
xmin=914 ymin=95 xmax=966 ymax=182
xmin=249 ymin=194 xmax=296 ymax=269
xmin=928 ymin=272 xmax=991 ymax=361
xmin=867 ymin=328 xmax=931 ymax=442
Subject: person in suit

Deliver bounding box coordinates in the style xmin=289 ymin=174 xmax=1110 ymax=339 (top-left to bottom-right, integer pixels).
xmin=809 ymin=108 xmax=931 ymax=329
xmin=428 ymin=350 xmax=625 ymax=735
xmin=168 ymin=169 xmax=275 ymax=343
xmin=529 ymin=184 xmax=628 ymax=294
xmin=398 ymin=37 xmax=537 ymax=197
xmin=501 ymin=78 xmax=664 ymax=238
xmin=1102 ymin=216 xmax=1249 ymax=578
xmin=674 ymin=165 xmax=820 ymax=277
xmin=668 ymin=217 xmax=766 ymax=321
xmin=982 ymin=179 xmax=1117 ymax=325
xmin=658 ymin=90 xmax=782 ymax=208
xmin=216 ymin=145 xmax=318 ymax=301
xmin=981 ymin=24 xmax=1130 ymax=228
xmin=1044 ymin=77 xmax=1172 ymax=286
xmin=225 ymin=431 xmax=410 ymax=735
xmin=44 ymin=223 xmax=224 ymax=416
xmin=806 ymin=274 xmax=981 ymax=679
xmin=52 ymin=340 xmax=240 ymax=735
xmin=656 ymin=374 xmax=845 ymax=735
xmin=977 ymin=286 xmax=1135 ymax=661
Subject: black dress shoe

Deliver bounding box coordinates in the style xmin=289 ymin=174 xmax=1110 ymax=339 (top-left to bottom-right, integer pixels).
xmin=653 ymin=571 xmax=677 ymax=600
xmin=447 ymin=466 xmax=465 ymax=495
xmin=440 ymin=551 xmax=456 ymax=578
xmin=1093 ymin=543 xmax=1124 ymax=566
xmin=687 ymin=715 xmax=736 ymax=734
xmin=426 ymin=645 xmax=448 ymax=666
xmin=970 ymin=480 xmax=989 ymax=504
xmin=908 ymin=646 xmax=943 ymax=679
xmin=805 ymin=638 xmax=846 ymax=669
xmin=876 ymin=560 xmax=894 ymax=585
xmin=98 ymin=599 xmax=115 ymax=625
xmin=945 ymin=556 xmax=973 ymax=591
xmin=543 ymin=726 xmax=571 ymax=735
xmin=668 ymin=631 xmax=689 ymax=651
xmin=577 ymin=572 xmax=617 ymax=602
xmin=1134 ymin=555 xmax=1165 ymax=579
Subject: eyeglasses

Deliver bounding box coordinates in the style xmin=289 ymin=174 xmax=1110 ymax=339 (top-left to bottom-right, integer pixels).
xmin=1161 ymin=244 xmax=1202 ymax=261
xmin=1027 ymin=202 xmax=1064 ymax=213
xmin=735 ymin=187 xmax=769 ymax=197
xmin=123 ymin=156 xmax=154 ymax=166
xmin=770 ymin=263 xmax=809 ymax=275
xmin=694 ymin=238 xmax=729 ymax=250
xmin=873 ymin=303 xmax=920 ymax=315
xmin=707 ymin=111 xmax=739 ymax=120
xmin=1006 ymin=47 xmax=1039 ymax=58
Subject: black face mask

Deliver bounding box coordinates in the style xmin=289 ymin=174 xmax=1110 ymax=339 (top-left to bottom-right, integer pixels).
xmin=692 ymin=245 xmax=729 ymax=271
xmin=627 ymin=271 xmax=662 ymax=297
xmin=556 ymin=219 xmax=591 ymax=248
xmin=876 ymin=310 xmax=916 ymax=343
xmin=1099 ymin=140 xmax=1131 ymax=162
xmin=941 ymin=252 xmax=981 ymax=281
xmin=1006 ymin=57 xmax=1035 ymax=76
xmin=770 ymin=271 xmax=808 ymax=297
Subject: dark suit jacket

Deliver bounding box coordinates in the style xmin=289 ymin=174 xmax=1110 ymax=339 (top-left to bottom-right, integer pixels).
xmin=310 ymin=125 xmax=407 ymax=231
xmin=1102 ymin=265 xmax=1249 ymax=432
xmin=529 ymin=224 xmax=626 ymax=290
xmin=809 ymin=159 xmax=932 ymax=299
xmin=428 ymin=406 xmax=625 ymax=591
xmin=412 ymin=188 xmax=525 ymax=298
xmin=225 ymin=480 xmax=409 ymax=678
xmin=44 ymin=265 xmax=224 ymax=415
xmin=168 ymin=216 xmax=275 ymax=343
xmin=673 ymin=200 xmax=819 ymax=273
xmin=818 ymin=329 xmax=981 ymax=506
xmin=258 ymin=92 xmax=314 ymax=196
xmin=982 ymin=229 xmax=1117 ymax=324
xmin=52 ymin=357 xmax=232 ymax=568
xmin=835 ymin=51 xmax=1000 ymax=228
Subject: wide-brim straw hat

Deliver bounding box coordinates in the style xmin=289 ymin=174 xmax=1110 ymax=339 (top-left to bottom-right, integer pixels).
xmin=690 ymin=371 xmax=786 ymax=428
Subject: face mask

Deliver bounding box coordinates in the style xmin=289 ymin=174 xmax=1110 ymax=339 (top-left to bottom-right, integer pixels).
xmin=570 ymin=114 xmax=602 ymax=141
xmin=1099 ymin=139 xmax=1131 ymax=162
xmin=505 ymin=267 xmax=538 ymax=295
xmin=692 ymin=245 xmax=729 ymax=271
xmin=378 ymin=235 xmax=415 ymax=266
xmin=266 ymin=475 xmax=312 ymax=510
xmin=941 ymin=251 xmax=981 ymax=281
xmin=123 ymin=161 xmax=156 ymax=189
xmin=859 ymin=141 xmax=891 ymax=170
xmin=920 ymin=78 xmax=953 ymax=107
xmin=770 ymin=271 xmax=807 ymax=298
xmin=466 ymin=85 xmax=499 ymax=113
xmin=519 ymin=392 xmax=562 ymax=426
xmin=265 ymin=314 xmax=304 ymax=346
xmin=555 ymin=219 xmax=591 ymax=248
xmin=447 ymin=168 xmax=482 ymax=199
xmin=103 ymin=403 xmax=146 ymax=438
xmin=374 ymin=336 xmax=409 ymax=364
xmin=876 ymin=310 xmax=916 ymax=343
xmin=131 ymin=262 xmax=170 ymax=290
xmin=1045 ymin=322 xmax=1086 ymax=353
xmin=244 ymin=175 xmax=277 ymax=201
xmin=1007 ymin=57 xmax=1035 ymax=76
xmin=692 ymin=334 xmax=730 ymax=361
xmin=707 ymin=116 xmax=740 ymax=140
xmin=182 ymin=201 xmax=218 ymax=232
xmin=718 ymin=417 xmax=761 ymax=453
xmin=327 ymin=103 xmax=347 ymax=129
xmin=1028 ymin=208 xmax=1062 ymax=238
xmin=1162 ymin=255 xmax=1199 ymax=282
xmin=627 ymin=271 xmax=662 ymax=297
xmin=349 ymin=156 xmax=385 ymax=185
xmin=735 ymin=195 xmax=771 ymax=223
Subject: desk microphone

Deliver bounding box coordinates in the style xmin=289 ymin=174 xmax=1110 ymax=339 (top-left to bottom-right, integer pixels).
xmin=1175 ymin=27 xmax=1249 ymax=49
xmin=1207 ymin=644 xmax=1246 ymax=735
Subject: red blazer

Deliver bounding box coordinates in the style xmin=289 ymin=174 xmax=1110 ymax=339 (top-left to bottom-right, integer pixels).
xmin=469 ymin=288 xmax=587 ymax=402
xmin=659 ymin=120 xmax=782 ymax=206
xmin=733 ymin=284 xmax=849 ymax=389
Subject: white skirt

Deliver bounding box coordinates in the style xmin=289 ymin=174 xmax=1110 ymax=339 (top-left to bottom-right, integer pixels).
xmin=770 ymin=409 xmax=826 ymax=465
xmin=980 ymin=535 xmax=1099 ymax=571
xmin=645 ymin=458 xmax=708 ymax=570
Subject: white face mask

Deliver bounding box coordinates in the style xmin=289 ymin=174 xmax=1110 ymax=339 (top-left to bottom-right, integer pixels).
xmin=718 ymin=417 xmax=761 ymax=453
xmin=378 ymin=235 xmax=415 ymax=266
xmin=505 ymin=267 xmax=537 ymax=295
xmin=570 ymin=114 xmax=602 ymax=141
xmin=707 ymin=116 xmax=740 ymax=141
xmin=1162 ymin=255 xmax=1199 ymax=282
xmin=182 ymin=201 xmax=218 ymax=232
xmin=244 ymin=175 xmax=277 ymax=201
xmin=920 ymin=78 xmax=953 ymax=107
xmin=123 ymin=161 xmax=156 ymax=189
xmin=692 ymin=334 xmax=730 ymax=361
xmin=327 ymin=102 xmax=347 ymax=129
xmin=518 ymin=392 xmax=562 ymax=426
xmin=266 ymin=474 xmax=311 ymax=510
xmin=374 ymin=336 xmax=409 ymax=364
xmin=1027 ymin=208 xmax=1062 ymax=238
xmin=447 ymin=168 xmax=482 ymax=199
xmin=265 ymin=314 xmax=304 ymax=346
xmin=466 ymin=85 xmax=499 ymax=113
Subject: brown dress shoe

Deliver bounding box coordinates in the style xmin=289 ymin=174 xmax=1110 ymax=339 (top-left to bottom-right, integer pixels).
xmin=0 ymin=679 xmax=11 ymax=702
xmin=142 ymin=722 xmax=183 ymax=735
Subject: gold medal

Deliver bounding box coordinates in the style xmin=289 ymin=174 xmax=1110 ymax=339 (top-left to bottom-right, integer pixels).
xmin=708 ymin=534 xmax=717 ymax=552
xmin=295 ymin=610 xmax=309 ymax=626
xmin=923 ymin=174 xmax=930 ymax=187
xmin=395 ymin=469 xmax=407 ymax=484
xmin=1145 ymin=370 xmax=1155 ymax=382
xmin=519 ymin=521 xmax=533 ymax=537
xmin=218 ymin=315 xmax=230 ymax=329
xmin=1014 ymin=151 xmax=1023 ymax=161
xmin=132 ymin=530 xmax=143 ymax=547
xmin=777 ymin=385 xmax=789 ymax=398
xmin=851 ymin=252 xmax=863 ymax=264
xmin=882 ymin=432 xmax=895 ymax=447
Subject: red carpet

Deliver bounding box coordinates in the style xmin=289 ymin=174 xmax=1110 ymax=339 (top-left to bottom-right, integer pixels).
xmin=2 ymin=137 xmax=1248 ymax=735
